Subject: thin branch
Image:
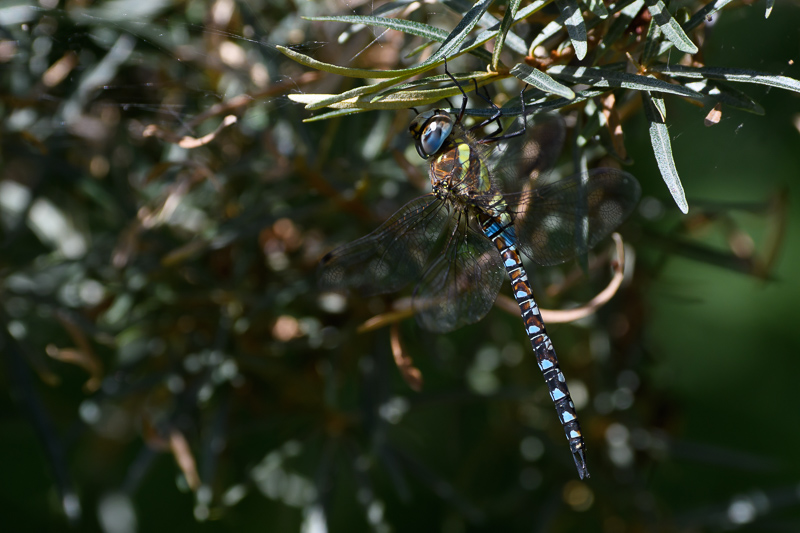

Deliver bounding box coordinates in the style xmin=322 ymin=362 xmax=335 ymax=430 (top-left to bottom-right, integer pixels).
xmin=496 ymin=232 xmax=626 ymax=323
xmin=390 ymin=323 xmax=423 ymax=392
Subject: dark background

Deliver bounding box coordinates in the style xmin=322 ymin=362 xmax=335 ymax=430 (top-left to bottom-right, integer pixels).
xmin=1 ymin=1 xmax=800 ymax=531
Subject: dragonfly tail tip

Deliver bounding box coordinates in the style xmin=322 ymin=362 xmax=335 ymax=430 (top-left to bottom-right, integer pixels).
xmin=573 ymin=450 xmax=590 ymax=479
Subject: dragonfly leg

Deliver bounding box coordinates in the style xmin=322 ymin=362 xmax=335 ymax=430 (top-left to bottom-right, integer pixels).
xmin=442 ymin=59 xmax=470 ymax=125
xmin=477 ymin=84 xmax=530 ymax=144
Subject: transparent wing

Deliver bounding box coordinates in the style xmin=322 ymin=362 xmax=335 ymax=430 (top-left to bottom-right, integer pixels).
xmin=482 ymin=112 xmax=566 ymax=191
xmin=502 ymin=168 xmax=641 ymax=266
xmin=318 ymin=195 xmax=449 ymax=296
xmin=412 ymin=218 xmax=504 ymax=333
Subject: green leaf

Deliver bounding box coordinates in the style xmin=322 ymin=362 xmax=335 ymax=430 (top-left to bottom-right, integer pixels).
xmin=546 ymin=65 xmax=704 ymax=100
xmin=684 ymin=79 xmax=765 ymax=115
xmin=529 ymin=17 xmax=567 ymax=52
xmin=287 ymin=1 xmax=495 ymax=79
xmin=658 ymin=0 xmax=734 ymax=56
xmin=492 ymin=0 xmax=521 ymax=70
xmin=307 ymin=14 xmax=495 ymax=65
xmin=650 ymin=64 xmax=800 ymax=94
xmin=302 ymin=108 xmax=371 ymax=123
xmin=642 ymin=92 xmax=688 ymax=214
xmin=289 ymin=82 xmax=476 ymax=111
xmin=429 ymin=0 xmax=495 ymax=64
xmin=641 ymin=16 xmax=662 ymax=65
xmin=510 ymin=63 xmax=575 ymax=99
xmin=467 ymin=88 xmax=607 ymax=118
xmin=277 ymin=45 xmax=419 ymax=79
xmin=683 ymin=0 xmax=734 ymax=32
xmin=585 ymin=0 xmax=608 ymax=19
xmin=306 ymin=15 xmax=448 ymax=42
xmin=645 ymin=0 xmax=698 ymax=54
xmin=444 ymin=0 xmax=528 ymax=56
xmin=278 ymin=34 xmax=494 ymax=81
xmin=305 ymin=76 xmax=413 ymax=110
xmin=595 ymin=0 xmax=645 ymax=59
xmin=555 ymin=0 xmax=588 ymax=60
xmin=370 ymin=71 xmax=495 ymax=101
xmin=515 ymin=0 xmax=550 ymax=21
xmin=334 ymin=1 xmax=412 ymax=44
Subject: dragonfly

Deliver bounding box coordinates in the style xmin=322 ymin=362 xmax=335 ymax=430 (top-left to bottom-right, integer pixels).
xmin=319 ymin=74 xmax=641 ymax=479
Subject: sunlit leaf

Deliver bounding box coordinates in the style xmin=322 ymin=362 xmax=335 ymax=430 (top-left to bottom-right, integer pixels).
xmin=643 ymin=92 xmax=688 ymax=214
xmin=684 ymin=79 xmax=765 ymax=115
xmin=651 ymin=64 xmax=800 ymax=94
xmin=304 ymin=76 xmax=411 ymax=111
xmin=658 ymin=0 xmax=734 ymax=55
xmin=586 ymin=0 xmax=608 ymax=19
xmin=510 ymin=63 xmax=575 ymax=99
xmin=555 ymin=0 xmax=587 ymax=60
xmin=492 ymin=0 xmax=521 ymax=69
xmin=641 ymin=17 xmax=662 ymax=65
xmin=595 ymin=0 xmax=645 ymax=58
xmin=546 ymin=65 xmax=704 ymax=100
xmin=306 ymin=15 xmax=449 ymax=42
xmin=370 ymin=71 xmax=495 ymax=102
xmin=444 ymin=0 xmax=527 ymax=56
xmin=645 ymin=0 xmax=698 ymax=54
xmin=428 ymin=0 xmax=496 ymax=64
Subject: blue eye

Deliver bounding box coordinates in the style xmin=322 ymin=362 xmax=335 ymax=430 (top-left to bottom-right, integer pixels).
xmin=414 ymin=113 xmax=453 ymax=159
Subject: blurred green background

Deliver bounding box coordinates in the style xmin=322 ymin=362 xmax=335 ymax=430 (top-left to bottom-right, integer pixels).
xmin=1 ymin=1 xmax=800 ymax=532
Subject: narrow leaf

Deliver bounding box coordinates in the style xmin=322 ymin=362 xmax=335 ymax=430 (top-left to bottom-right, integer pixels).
xmin=514 ymin=0 xmax=549 ymax=21
xmin=658 ymin=0 xmax=734 ymax=56
xmin=596 ymin=0 xmax=645 ymax=58
xmin=492 ymin=0 xmax=521 ymax=70
xmin=529 ymin=17 xmax=567 ymax=52
xmin=307 ymin=15 xmax=495 ymax=65
xmin=465 ymin=88 xmax=607 ymax=118
xmin=642 ymin=92 xmax=688 ymax=213
xmin=278 ymin=39 xmax=492 ymax=81
xmin=370 ymin=71 xmax=494 ymax=101
xmin=641 ymin=17 xmax=662 ymax=64
xmin=278 ymin=45 xmax=418 ymax=78
xmin=303 ymin=108 xmax=372 ymax=122
xmin=445 ymin=0 xmax=528 ymax=55
xmin=645 ymin=0 xmax=698 ymax=54
xmin=585 ymin=0 xmax=608 ymax=19
xmin=306 ymin=15 xmax=448 ymax=42
xmin=288 ymin=83 xmax=474 ymax=110
xmin=510 ymin=63 xmax=575 ymax=99
xmin=306 ymin=76 xmax=413 ymax=110
xmin=765 ymin=0 xmax=774 ymax=18
xmin=555 ymin=0 xmax=588 ymax=60
xmin=335 ymin=1 xmax=413 ymax=43
xmin=684 ymin=79 xmax=765 ymax=115
xmin=429 ymin=0 xmax=495 ymax=64
xmin=650 ymin=64 xmax=800 ymax=94
xmin=546 ymin=65 xmax=704 ymax=100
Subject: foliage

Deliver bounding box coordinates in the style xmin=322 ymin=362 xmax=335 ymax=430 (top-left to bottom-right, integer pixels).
xmin=1 ymin=1 xmax=800 ymax=532
xmin=280 ymin=0 xmax=800 ymax=214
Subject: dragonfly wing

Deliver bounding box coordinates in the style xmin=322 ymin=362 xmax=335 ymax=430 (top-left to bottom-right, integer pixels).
xmin=318 ymin=195 xmax=449 ymax=295
xmin=507 ymin=168 xmax=641 ymax=266
xmin=412 ymin=220 xmax=504 ymax=333
xmin=486 ymin=112 xmax=566 ymax=190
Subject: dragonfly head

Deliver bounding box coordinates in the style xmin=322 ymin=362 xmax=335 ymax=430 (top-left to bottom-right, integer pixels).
xmin=409 ymin=109 xmax=454 ymax=160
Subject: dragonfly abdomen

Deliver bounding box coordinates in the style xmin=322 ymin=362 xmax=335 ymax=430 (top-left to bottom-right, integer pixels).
xmin=481 ymin=215 xmax=590 ymax=479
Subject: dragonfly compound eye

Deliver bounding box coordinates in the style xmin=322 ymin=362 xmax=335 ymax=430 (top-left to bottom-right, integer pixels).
xmin=417 ymin=114 xmax=453 ymax=159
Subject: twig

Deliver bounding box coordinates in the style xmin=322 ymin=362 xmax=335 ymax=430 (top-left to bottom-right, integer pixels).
xmin=390 ymin=323 xmax=423 ymax=392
